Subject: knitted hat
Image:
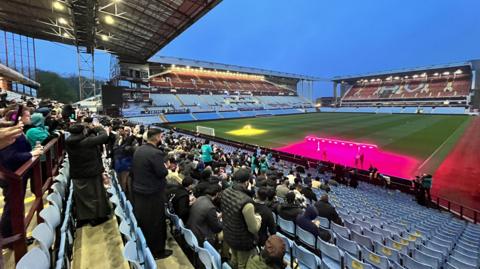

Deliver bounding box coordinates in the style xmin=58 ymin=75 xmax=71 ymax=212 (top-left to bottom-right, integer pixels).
xmin=30 ymin=113 xmax=45 ymax=127
xmin=232 ymin=168 xmax=251 ymax=183
xmin=264 ymin=235 xmax=286 ymax=259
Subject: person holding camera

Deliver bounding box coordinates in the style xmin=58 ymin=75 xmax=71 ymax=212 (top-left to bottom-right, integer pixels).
xmin=65 ymin=122 xmax=110 ymax=226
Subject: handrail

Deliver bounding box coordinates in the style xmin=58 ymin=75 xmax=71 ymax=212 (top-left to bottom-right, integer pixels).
xmin=166 ymin=125 xmax=480 ymax=224
xmin=0 ymin=135 xmax=65 ymax=264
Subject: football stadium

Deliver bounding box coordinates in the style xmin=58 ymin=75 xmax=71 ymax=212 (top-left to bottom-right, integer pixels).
xmin=0 ymin=1 xmax=480 ymax=269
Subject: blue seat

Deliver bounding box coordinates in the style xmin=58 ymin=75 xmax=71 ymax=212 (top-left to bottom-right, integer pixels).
xmin=317 ymin=238 xmax=343 ymax=269
xmin=331 ymin=222 xmax=350 ymax=239
xmin=16 ymin=247 xmax=50 ymax=269
xmin=144 ymin=247 xmax=157 ymax=269
xmin=278 ymin=215 xmax=296 ymax=237
xmin=198 ymin=246 xmax=215 ymax=269
xmin=344 ymin=251 xmax=373 ymax=269
xmin=222 ymin=262 xmax=232 ymax=269
xmin=39 ymin=205 xmax=61 ymax=230
xmin=119 ymin=220 xmax=133 ymax=241
xmin=135 ymin=227 xmax=147 ymax=263
xmin=362 ymin=246 xmax=390 ymax=269
xmin=450 ymin=249 xmax=478 ymax=266
xmin=204 ymin=241 xmax=222 ymax=269
xmin=345 ymin=220 xmax=362 ymax=234
xmin=385 ymin=238 xmax=408 ymax=255
xmin=401 ymin=253 xmax=433 ymax=269
xmin=412 ymin=249 xmax=441 ymax=269
xmin=123 ymin=240 xmax=142 ymax=269
xmin=448 ymin=256 xmax=477 ymax=269
xmin=425 ymin=241 xmax=449 ymax=257
xmin=292 ymin=243 xmax=321 ymax=269
xmin=363 ymin=229 xmax=383 ymax=244
xmin=373 ymin=241 xmax=399 ymax=263
xmin=296 ymin=225 xmax=316 ymax=248
xmin=317 ymin=216 xmax=330 ymax=229
xmin=47 ymin=192 xmax=63 ymax=212
xmin=276 ymin=232 xmax=293 ymax=264
xmin=417 ymin=244 xmax=444 ymax=261
xmin=32 ymin=223 xmax=54 ymax=260
xmin=336 ymin=234 xmax=361 ymax=259
xmin=182 ymin=227 xmax=200 ymax=251
xmin=351 ymin=230 xmax=373 ymax=250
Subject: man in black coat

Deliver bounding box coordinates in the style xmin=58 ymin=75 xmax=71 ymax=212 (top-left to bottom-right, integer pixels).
xmin=296 ymin=206 xmax=331 ymax=242
xmin=66 ymin=123 xmax=110 ymax=226
xmin=131 ymin=128 xmax=171 ymax=259
xmin=276 ymin=192 xmax=303 ymax=221
xmin=253 ymin=187 xmax=277 ymax=247
xmin=314 ymin=194 xmax=343 ymax=225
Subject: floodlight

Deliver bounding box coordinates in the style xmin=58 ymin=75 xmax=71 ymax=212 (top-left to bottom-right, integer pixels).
xmin=62 ymin=32 xmax=70 ymax=38
xmin=53 ymin=1 xmax=65 ymax=11
xmin=101 ymin=34 xmax=109 ymax=41
xmin=105 ymin=15 xmax=115 ymax=25
xmin=58 ymin=17 xmax=68 ymax=25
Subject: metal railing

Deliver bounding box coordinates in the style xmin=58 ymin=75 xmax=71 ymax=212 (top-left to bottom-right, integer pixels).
xmin=432 ymin=194 xmax=479 ymax=224
xmin=0 ymin=135 xmax=65 ymax=264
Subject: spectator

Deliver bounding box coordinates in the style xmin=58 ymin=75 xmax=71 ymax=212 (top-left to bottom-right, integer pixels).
xmin=25 ymin=113 xmax=50 ymax=148
xmin=167 ymin=176 xmax=194 ymax=223
xmin=421 ymin=174 xmax=432 ymax=203
xmin=201 ymin=139 xmax=213 ymax=167
xmin=314 ymin=194 xmax=342 ymax=225
xmin=222 ymin=168 xmax=262 ymax=269
xmin=276 ymin=192 xmax=303 ymax=222
xmin=275 ymin=180 xmax=290 ymax=199
xmin=65 ymin=123 xmax=110 ymax=226
xmin=296 ymin=206 xmax=331 ymax=242
xmin=187 ymin=184 xmax=223 ymax=246
xmin=300 ymin=184 xmax=318 ymax=203
xmin=253 ymin=187 xmax=277 ymax=247
xmin=311 ymin=176 xmax=322 ymax=189
xmin=246 ymin=235 xmax=286 ymax=269
xmin=131 ymin=128 xmax=171 ymax=259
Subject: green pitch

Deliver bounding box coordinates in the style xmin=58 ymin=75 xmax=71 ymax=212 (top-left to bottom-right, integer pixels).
xmin=172 ymin=113 xmax=470 ymax=173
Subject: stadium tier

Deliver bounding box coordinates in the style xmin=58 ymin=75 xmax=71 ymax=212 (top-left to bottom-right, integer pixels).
xmin=332 ymin=63 xmax=479 ymax=113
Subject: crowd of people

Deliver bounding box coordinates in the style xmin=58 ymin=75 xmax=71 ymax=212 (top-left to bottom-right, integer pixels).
xmin=0 ymin=91 xmax=435 ymax=269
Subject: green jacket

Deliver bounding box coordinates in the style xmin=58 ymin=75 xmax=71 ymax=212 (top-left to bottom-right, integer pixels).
xmin=246 ymin=255 xmax=270 ymax=269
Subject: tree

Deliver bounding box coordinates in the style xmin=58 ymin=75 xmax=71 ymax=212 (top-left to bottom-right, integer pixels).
xmin=36 ymin=70 xmax=78 ymax=103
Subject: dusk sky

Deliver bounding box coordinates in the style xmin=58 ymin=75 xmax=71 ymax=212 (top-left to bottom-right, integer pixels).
xmin=35 ymin=0 xmax=480 ymax=96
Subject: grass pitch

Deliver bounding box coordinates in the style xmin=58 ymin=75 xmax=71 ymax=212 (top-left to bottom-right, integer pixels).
xmin=172 ymin=113 xmax=470 ymax=173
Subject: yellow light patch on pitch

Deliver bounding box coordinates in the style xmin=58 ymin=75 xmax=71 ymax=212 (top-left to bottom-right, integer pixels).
xmin=226 ymin=125 xmax=267 ymax=136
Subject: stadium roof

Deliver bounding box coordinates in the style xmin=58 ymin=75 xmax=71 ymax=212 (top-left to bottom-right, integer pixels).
xmin=149 ymin=56 xmax=327 ymax=81
xmin=0 ymin=0 xmax=221 ymax=62
xmin=0 ymin=63 xmax=40 ymax=88
xmin=332 ymin=61 xmax=474 ymax=82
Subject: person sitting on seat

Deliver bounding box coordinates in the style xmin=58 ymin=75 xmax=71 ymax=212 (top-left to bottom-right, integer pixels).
xmin=314 ymin=194 xmax=342 ymax=225
xmin=276 ymin=192 xmax=303 ymax=222
xmin=246 ymin=235 xmax=286 ymax=269
xmin=275 ymin=179 xmax=290 ymax=199
xmin=296 ymin=206 xmax=331 ymax=242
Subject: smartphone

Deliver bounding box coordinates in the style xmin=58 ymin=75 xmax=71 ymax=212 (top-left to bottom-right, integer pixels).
xmin=13 ymin=105 xmax=23 ymax=125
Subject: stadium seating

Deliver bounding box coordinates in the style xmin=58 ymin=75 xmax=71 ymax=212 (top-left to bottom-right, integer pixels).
xmin=164 ymin=113 xmax=195 ymax=122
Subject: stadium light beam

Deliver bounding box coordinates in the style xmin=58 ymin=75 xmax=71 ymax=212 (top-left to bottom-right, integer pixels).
xmin=58 ymin=17 xmax=68 ymax=25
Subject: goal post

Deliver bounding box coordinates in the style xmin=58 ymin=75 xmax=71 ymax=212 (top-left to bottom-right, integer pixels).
xmin=196 ymin=125 xmax=215 ymax=136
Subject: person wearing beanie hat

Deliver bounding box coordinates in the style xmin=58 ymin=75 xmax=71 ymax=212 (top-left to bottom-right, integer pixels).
xmin=25 ymin=113 xmax=50 ymax=148
xmin=246 ymin=235 xmax=286 ymax=269
xmin=296 ymin=206 xmax=331 ymax=242
xmin=222 ymin=167 xmax=262 ymax=269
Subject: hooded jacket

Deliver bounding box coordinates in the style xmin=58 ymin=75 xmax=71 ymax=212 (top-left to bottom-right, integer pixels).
xmin=296 ymin=206 xmax=331 ymax=242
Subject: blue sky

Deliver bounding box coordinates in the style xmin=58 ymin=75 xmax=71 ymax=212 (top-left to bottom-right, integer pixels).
xmin=35 ymin=0 xmax=480 ymax=96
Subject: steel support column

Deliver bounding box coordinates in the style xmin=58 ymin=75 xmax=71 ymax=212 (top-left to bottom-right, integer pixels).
xmin=77 ymin=46 xmax=95 ymax=100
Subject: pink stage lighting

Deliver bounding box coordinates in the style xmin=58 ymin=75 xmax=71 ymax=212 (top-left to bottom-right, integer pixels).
xmin=276 ymin=136 xmax=419 ymax=179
